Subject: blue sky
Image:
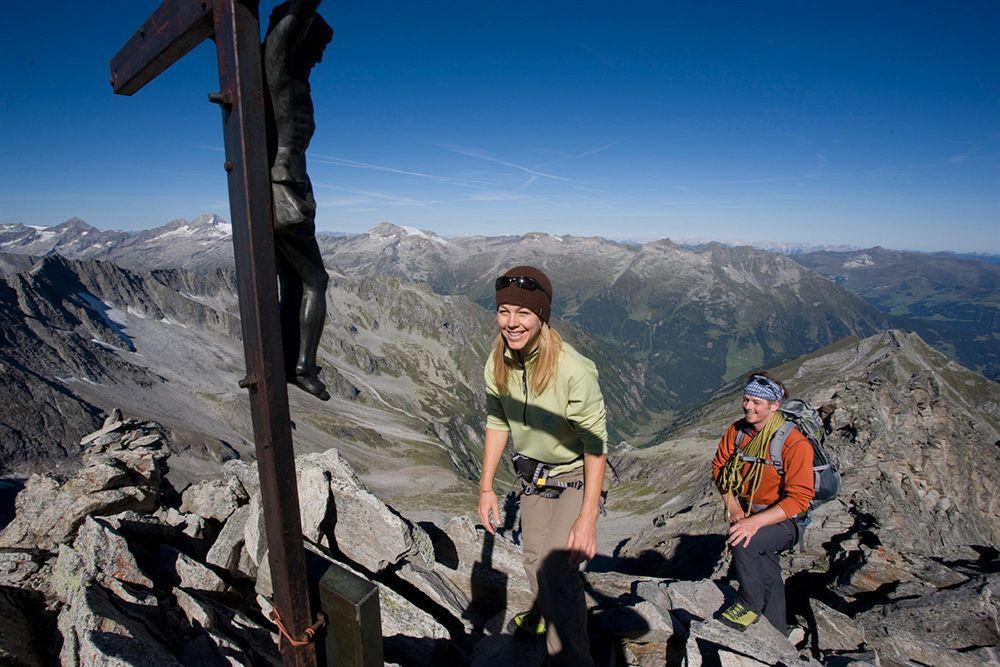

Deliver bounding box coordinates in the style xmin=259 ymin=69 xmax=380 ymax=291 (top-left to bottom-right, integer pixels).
xmin=1 ymin=1 xmax=998 ymax=252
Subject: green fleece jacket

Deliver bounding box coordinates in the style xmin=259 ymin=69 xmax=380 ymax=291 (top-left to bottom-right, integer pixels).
xmin=485 ymin=341 xmax=608 ymax=476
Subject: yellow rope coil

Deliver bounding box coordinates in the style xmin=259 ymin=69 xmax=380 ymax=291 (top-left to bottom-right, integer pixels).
xmin=718 ymin=412 xmax=785 ymax=513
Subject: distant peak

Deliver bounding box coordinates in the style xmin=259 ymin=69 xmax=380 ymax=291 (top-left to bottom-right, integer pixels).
xmin=369 ymin=222 xmax=407 ymax=237
xmin=646 ymin=237 xmax=679 ymax=249
xmin=191 ymin=213 xmax=232 ymax=235
xmin=54 ymin=217 xmax=93 ymax=231
xmin=191 ymin=213 xmax=229 ymax=228
xmin=368 ymin=223 xmax=444 ymax=243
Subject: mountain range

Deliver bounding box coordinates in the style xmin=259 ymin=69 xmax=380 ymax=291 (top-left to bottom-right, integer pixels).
xmin=0 ymin=214 xmax=234 ymax=272
xmin=1 ymin=217 xmax=900 ymax=454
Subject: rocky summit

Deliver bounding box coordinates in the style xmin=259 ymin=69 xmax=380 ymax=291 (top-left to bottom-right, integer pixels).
xmin=2 ymin=343 xmax=998 ymax=666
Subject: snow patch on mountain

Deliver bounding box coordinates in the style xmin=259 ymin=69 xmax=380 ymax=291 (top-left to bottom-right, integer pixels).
xmin=399 ymin=225 xmax=447 ymax=244
xmin=843 ymin=254 xmax=875 ymax=269
xmin=156 ymin=225 xmax=197 ymax=240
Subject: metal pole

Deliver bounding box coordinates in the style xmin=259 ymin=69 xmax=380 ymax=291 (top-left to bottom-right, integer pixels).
xmin=211 ymin=1 xmax=317 ymax=664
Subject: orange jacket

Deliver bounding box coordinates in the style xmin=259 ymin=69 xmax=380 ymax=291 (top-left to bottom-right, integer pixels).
xmin=711 ymin=421 xmax=815 ymax=518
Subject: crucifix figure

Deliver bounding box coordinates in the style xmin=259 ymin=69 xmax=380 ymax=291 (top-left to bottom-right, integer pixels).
xmin=264 ymin=0 xmax=333 ymax=401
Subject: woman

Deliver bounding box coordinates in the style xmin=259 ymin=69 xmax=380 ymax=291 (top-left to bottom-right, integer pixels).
xmin=712 ymin=371 xmax=814 ymax=635
xmin=477 ymin=266 xmax=607 ymax=665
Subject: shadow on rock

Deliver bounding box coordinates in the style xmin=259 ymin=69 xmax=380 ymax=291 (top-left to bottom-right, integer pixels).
xmin=591 ymin=533 xmax=726 ymax=581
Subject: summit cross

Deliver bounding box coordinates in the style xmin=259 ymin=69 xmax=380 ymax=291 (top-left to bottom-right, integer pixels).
xmin=111 ymin=1 xmax=319 ymax=665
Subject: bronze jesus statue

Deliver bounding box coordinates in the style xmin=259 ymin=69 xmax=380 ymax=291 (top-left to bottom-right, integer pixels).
xmin=264 ymin=0 xmax=333 ymax=400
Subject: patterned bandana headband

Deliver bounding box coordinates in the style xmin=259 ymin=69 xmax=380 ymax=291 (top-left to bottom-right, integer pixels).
xmin=744 ymin=375 xmax=784 ymax=402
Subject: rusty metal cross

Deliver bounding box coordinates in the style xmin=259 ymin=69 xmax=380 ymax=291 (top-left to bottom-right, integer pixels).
xmin=111 ymin=1 xmax=317 ymax=665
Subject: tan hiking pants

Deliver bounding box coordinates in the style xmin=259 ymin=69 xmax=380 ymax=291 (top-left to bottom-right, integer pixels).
xmin=519 ymin=469 xmax=594 ymax=666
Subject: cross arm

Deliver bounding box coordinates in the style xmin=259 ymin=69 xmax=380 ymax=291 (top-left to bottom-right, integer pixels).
xmin=110 ymin=0 xmax=215 ymax=95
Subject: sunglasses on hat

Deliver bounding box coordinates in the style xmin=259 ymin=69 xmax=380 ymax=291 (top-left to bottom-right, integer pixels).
xmin=495 ymin=275 xmax=550 ymax=298
xmin=748 ymin=375 xmax=783 ymax=397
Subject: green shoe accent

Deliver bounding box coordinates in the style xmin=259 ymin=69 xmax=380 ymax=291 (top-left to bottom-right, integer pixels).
xmin=508 ymin=610 xmax=546 ymax=636
xmin=719 ymin=601 xmax=760 ymax=631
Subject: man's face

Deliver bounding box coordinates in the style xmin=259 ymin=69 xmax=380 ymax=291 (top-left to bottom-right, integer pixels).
xmin=742 ymin=395 xmax=779 ymax=428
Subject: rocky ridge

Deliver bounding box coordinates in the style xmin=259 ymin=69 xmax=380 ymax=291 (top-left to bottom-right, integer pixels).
xmin=608 ymin=330 xmax=999 ymax=665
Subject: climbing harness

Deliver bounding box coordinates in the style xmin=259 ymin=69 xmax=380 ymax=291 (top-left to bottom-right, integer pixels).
xmin=512 ymin=453 xmax=607 ymax=515
xmin=513 ymin=453 xmax=584 ymax=498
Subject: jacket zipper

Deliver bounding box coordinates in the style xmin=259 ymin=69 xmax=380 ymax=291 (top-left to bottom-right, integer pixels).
xmin=521 ymin=357 xmax=528 ymax=424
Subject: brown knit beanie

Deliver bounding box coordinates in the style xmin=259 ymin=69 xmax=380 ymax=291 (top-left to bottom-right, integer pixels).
xmin=495 ymin=266 xmax=553 ymax=323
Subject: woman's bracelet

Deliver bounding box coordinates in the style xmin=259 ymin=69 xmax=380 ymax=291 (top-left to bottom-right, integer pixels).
xmin=480 ymin=489 xmax=495 ymax=494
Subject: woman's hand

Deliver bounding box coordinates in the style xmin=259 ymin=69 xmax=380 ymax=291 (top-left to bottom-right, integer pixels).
xmin=478 ymin=490 xmax=500 ymax=535
xmin=566 ymin=513 xmax=598 ymax=567
xmin=727 ymin=516 xmax=761 ymax=548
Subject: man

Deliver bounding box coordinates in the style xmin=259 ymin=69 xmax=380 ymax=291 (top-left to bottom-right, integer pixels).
xmin=711 ymin=371 xmax=814 ymax=634
xmin=263 ymin=0 xmax=333 ymax=400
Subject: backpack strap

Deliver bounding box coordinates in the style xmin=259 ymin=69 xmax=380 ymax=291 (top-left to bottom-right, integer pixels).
xmin=768 ymin=422 xmax=795 ymax=475
xmin=736 ymin=425 xmax=788 ymax=469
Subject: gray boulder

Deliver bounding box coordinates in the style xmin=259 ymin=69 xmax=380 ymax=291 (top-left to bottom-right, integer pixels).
xmin=56 ymin=578 xmax=181 ymax=667
xmin=432 ymin=516 xmax=534 ymax=619
xmin=684 ymin=618 xmax=821 ymax=667
xmin=69 ymin=516 xmax=152 ymax=588
xmin=636 ymin=577 xmax=732 ymax=623
xmin=206 ymin=504 xmax=250 ymax=575
xmin=397 ymin=562 xmax=472 ymax=630
xmin=245 ymin=449 xmax=432 ymax=576
xmin=0 ymin=429 xmax=166 ymax=551
xmin=154 ymin=545 xmax=228 ymax=593
xmin=810 ymin=599 xmax=865 ymax=652
xmin=0 ymin=549 xmax=44 ymax=589
xmin=180 ymin=475 xmax=248 ymax=522
xmin=591 ymin=599 xmax=675 ymax=643
xmin=858 ymin=573 xmax=999 ymax=666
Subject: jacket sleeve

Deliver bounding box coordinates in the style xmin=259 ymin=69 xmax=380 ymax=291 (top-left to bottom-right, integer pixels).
xmin=777 ymin=429 xmax=815 ymax=517
xmin=711 ymin=424 xmax=739 ymax=486
xmin=565 ymin=361 xmax=608 ymax=455
xmin=484 ymin=356 xmax=510 ymax=432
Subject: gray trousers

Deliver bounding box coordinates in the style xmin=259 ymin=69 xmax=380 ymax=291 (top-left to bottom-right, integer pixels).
xmin=731 ymin=518 xmax=799 ymax=635
xmin=519 ymin=470 xmax=594 ymax=666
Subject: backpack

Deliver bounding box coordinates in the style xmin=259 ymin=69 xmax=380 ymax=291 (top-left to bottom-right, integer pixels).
xmin=737 ymin=398 xmax=841 ymax=511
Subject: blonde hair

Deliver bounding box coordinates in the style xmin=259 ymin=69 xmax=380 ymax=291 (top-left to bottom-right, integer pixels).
xmin=491 ymin=323 xmax=563 ymax=396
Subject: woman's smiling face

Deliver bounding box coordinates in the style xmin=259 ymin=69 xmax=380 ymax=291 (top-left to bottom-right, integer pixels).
xmin=496 ymin=304 xmax=542 ymax=352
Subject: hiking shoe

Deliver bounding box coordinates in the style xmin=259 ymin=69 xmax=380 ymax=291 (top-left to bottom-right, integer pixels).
xmin=507 ymin=610 xmax=546 ymax=636
xmin=719 ymin=601 xmax=760 ymax=631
